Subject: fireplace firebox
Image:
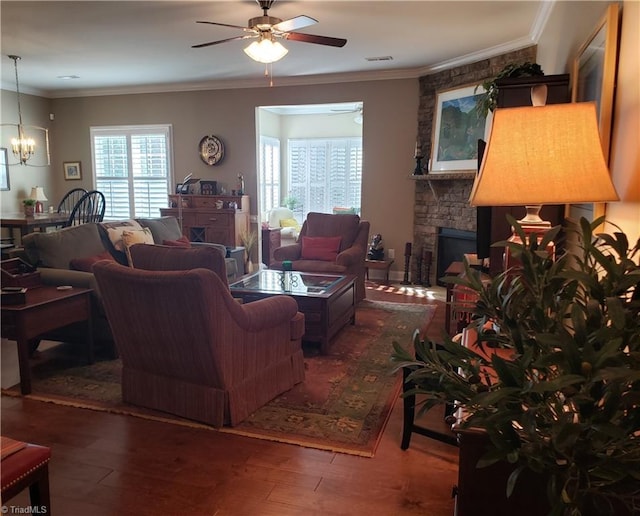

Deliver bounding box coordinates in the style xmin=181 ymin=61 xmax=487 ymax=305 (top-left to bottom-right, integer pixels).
xmin=436 ymin=228 xmax=477 ymax=286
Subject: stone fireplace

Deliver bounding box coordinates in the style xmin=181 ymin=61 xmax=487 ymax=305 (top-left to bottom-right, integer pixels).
xmin=412 ymin=173 xmax=477 ymax=286
xmin=411 ymin=45 xmax=538 ymax=286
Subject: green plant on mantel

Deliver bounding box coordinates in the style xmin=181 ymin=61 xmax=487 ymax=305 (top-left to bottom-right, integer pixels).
xmin=392 ymin=216 xmax=640 ymax=516
xmin=22 ymin=198 xmax=36 ymax=207
xmin=475 ymin=62 xmax=545 ymax=118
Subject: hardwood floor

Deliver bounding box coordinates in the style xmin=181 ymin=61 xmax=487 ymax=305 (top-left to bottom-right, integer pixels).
xmin=1 ymin=281 xmax=458 ymax=515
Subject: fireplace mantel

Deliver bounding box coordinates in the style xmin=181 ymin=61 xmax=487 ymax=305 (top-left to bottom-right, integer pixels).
xmin=411 ymin=172 xmax=476 ymax=181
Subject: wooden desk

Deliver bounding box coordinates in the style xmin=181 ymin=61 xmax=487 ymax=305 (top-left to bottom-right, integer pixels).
xmin=1 ymin=286 xmax=93 ymax=394
xmin=1 ymin=212 xmax=68 ymax=243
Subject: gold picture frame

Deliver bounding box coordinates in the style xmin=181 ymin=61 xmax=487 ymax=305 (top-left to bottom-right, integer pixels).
xmin=63 ymin=161 xmax=82 ymax=180
xmin=568 ymin=3 xmax=620 ymax=221
xmin=430 ymin=83 xmax=492 ymax=173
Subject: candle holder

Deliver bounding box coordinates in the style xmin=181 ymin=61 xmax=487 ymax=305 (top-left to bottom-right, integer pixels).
xmin=412 ymin=155 xmax=424 ymax=176
xmin=401 ymin=242 xmax=412 ymax=285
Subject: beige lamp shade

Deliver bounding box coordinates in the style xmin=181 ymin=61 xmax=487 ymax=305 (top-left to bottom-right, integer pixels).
xmin=30 ymin=186 xmax=48 ymax=201
xmin=469 ymin=102 xmax=619 ymax=206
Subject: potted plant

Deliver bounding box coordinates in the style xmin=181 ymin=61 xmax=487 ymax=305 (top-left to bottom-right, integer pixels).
xmin=239 ymin=227 xmax=257 ymax=273
xmin=22 ymin=198 xmax=36 ymax=216
xmin=282 ymin=194 xmax=298 ymax=211
xmin=392 ymin=216 xmax=640 ymax=515
xmin=475 ymin=62 xmax=544 ymax=118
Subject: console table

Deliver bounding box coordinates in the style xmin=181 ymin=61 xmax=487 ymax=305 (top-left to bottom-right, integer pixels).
xmin=160 ymin=194 xmax=249 ymax=248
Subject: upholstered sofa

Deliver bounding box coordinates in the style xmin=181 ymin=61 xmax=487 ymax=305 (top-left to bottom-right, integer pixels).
xmin=270 ymin=212 xmax=370 ymax=302
xmin=15 ymin=216 xmax=237 ymax=349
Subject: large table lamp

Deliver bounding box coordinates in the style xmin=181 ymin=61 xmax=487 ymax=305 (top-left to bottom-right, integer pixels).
xmin=469 ymin=99 xmax=619 ymax=269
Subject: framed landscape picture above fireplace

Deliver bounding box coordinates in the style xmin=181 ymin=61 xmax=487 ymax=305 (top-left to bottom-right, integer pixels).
xmin=430 ymin=84 xmax=492 ymax=172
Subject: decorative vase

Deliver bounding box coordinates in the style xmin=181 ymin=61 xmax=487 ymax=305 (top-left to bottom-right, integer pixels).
xmin=245 ymin=259 xmax=253 ymax=274
xmin=24 ymin=206 xmax=34 ymax=216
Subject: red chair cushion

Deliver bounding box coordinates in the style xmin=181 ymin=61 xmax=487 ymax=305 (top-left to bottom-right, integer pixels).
xmin=300 ymin=236 xmax=342 ymax=261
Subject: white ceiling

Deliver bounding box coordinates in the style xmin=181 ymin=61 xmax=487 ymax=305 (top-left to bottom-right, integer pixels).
xmin=1 ymin=1 xmax=551 ymax=99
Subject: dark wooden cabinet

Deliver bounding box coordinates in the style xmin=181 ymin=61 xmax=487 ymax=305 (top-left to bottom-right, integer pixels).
xmin=261 ymin=227 xmax=281 ymax=266
xmin=160 ymin=195 xmax=249 ymax=248
xmin=485 ymin=74 xmax=570 ymax=276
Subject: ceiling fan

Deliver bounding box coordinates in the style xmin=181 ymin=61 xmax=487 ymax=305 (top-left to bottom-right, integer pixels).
xmin=331 ymin=103 xmax=363 ymax=124
xmin=192 ymin=0 xmax=347 ymax=63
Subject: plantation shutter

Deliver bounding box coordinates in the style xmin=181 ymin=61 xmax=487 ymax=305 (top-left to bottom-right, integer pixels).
xmin=92 ymin=125 xmax=172 ymax=220
xmin=288 ymin=137 xmax=362 ymax=220
xmin=259 ymin=136 xmax=281 ymax=215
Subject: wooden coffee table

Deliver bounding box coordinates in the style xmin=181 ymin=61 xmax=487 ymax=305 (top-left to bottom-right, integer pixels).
xmin=230 ymin=270 xmax=356 ymax=354
xmin=1 ymin=285 xmax=93 ymax=394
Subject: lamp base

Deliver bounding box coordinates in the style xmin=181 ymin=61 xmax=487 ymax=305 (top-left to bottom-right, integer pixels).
xmin=503 ymin=222 xmax=555 ymax=271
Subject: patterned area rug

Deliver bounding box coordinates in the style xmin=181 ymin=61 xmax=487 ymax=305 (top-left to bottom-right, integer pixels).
xmin=2 ymin=300 xmax=436 ymax=457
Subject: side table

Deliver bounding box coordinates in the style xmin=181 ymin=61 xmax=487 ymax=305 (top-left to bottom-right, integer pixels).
xmin=1 ymin=285 xmax=93 ymax=394
xmin=261 ymin=227 xmax=281 ymax=267
xmin=364 ymin=259 xmax=394 ymax=284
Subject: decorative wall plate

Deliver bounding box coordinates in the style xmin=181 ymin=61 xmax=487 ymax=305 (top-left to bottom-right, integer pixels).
xmin=199 ymin=135 xmax=225 ymax=166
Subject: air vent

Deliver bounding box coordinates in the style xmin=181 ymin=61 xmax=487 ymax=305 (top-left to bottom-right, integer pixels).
xmin=365 ymin=56 xmax=393 ymax=62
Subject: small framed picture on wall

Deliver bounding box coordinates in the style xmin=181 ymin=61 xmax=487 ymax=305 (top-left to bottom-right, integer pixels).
xmin=64 ymin=161 xmax=82 ymax=180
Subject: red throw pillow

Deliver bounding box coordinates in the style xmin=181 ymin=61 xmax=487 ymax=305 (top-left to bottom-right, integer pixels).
xmin=69 ymin=251 xmax=115 ymax=272
xmin=300 ymin=236 xmax=342 ymax=261
xmin=162 ymin=236 xmax=191 ymax=248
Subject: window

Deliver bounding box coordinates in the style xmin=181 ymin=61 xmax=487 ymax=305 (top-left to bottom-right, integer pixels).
xmin=288 ymin=138 xmax=362 ymax=220
xmin=259 ymin=136 xmax=281 ymax=215
xmin=90 ymin=125 xmax=172 ymax=220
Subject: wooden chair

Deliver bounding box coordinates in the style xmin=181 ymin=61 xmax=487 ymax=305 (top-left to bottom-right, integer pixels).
xmin=56 ymin=187 xmax=88 ymax=215
xmin=64 ymin=190 xmax=105 ymax=227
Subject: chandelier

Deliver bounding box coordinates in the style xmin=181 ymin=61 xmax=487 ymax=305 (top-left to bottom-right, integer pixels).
xmin=2 ymin=55 xmax=50 ymax=166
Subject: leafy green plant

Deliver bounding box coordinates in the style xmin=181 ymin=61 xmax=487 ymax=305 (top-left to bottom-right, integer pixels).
xmin=22 ymin=198 xmax=36 ymax=206
xmin=282 ymin=195 xmax=298 ymax=211
xmin=475 ymin=62 xmax=544 ymax=118
xmin=392 ymin=216 xmax=640 ymax=515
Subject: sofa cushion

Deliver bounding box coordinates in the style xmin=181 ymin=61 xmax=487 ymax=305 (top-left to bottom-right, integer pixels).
xmin=163 ymin=236 xmax=191 ymax=247
xmin=22 ymin=223 xmax=106 ymax=269
xmin=137 ymin=216 xmax=183 ymax=243
xmin=70 ymin=251 xmax=116 ymax=272
xmin=122 ymin=228 xmax=155 ymax=266
xmin=98 ymin=220 xmax=143 ymax=265
xmin=300 ymin=236 xmax=342 ymax=261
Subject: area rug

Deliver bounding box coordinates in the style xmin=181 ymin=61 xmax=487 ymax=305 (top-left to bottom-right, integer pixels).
xmin=2 ymin=300 xmax=436 ymax=457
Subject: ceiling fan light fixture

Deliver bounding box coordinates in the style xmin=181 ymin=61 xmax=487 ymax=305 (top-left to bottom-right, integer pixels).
xmin=244 ymin=38 xmax=288 ymax=64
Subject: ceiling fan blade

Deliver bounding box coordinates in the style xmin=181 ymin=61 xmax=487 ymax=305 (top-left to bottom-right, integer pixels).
xmin=272 ymin=15 xmax=317 ymax=33
xmin=196 ymin=20 xmax=248 ymax=30
xmin=284 ymin=32 xmax=347 ymax=48
xmin=192 ymin=35 xmax=253 ymax=49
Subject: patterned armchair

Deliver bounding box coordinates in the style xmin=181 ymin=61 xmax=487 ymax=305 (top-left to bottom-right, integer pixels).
xmin=93 ymin=257 xmax=305 ymax=427
xmin=270 ymin=212 xmax=370 ymax=302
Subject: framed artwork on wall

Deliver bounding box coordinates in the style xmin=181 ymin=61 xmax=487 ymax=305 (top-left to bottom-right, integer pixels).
xmin=430 ymin=83 xmax=492 ymax=173
xmin=0 ymin=148 xmax=9 ymax=191
xmin=569 ymin=3 xmax=620 ymax=221
xmin=63 ymin=161 xmax=82 ymax=180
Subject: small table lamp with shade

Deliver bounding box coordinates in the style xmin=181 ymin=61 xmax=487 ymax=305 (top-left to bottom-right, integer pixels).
xmin=30 ymin=186 xmax=47 ymax=214
xmin=469 ymin=85 xmax=619 ymax=271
